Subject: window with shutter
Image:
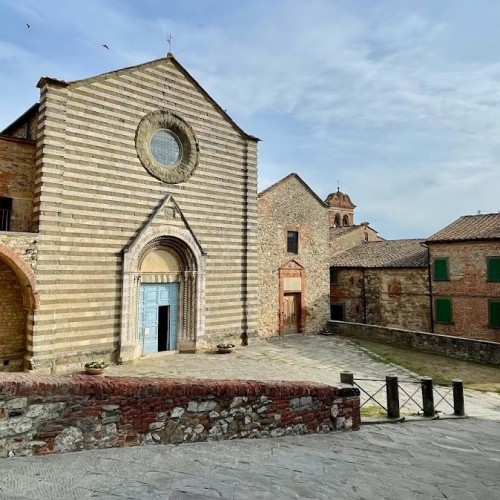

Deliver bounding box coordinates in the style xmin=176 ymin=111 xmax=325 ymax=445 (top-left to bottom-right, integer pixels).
xmin=487 ymin=257 xmax=500 ymax=282
xmin=433 ymin=258 xmax=449 ymax=281
xmin=489 ymin=301 xmax=500 ymax=328
xmin=435 ymin=298 xmax=453 ymax=324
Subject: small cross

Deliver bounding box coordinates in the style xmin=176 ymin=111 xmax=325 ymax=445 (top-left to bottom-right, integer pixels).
xmin=167 ymin=33 xmax=174 ymax=52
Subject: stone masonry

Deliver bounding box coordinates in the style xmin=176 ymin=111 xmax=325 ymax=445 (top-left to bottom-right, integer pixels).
xmin=0 ymin=374 xmax=360 ymax=457
xmin=258 ymin=174 xmax=330 ymax=337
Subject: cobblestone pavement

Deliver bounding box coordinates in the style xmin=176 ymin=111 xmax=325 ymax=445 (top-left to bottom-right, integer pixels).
xmin=0 ymin=418 xmax=499 ymax=499
xmin=106 ymin=334 xmax=500 ymax=420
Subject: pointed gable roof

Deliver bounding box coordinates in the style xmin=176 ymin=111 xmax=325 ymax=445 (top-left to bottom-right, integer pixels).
xmin=36 ymin=53 xmax=259 ymax=142
xmin=125 ymin=193 xmax=205 ymax=256
xmin=258 ymin=173 xmax=327 ymax=208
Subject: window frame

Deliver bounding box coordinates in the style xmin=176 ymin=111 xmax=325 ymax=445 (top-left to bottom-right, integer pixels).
xmin=433 ymin=258 xmax=450 ymax=282
xmin=287 ymin=230 xmax=299 ymax=254
xmin=434 ymin=297 xmax=453 ymax=324
xmin=330 ymin=303 xmax=345 ymax=321
xmin=487 ymin=257 xmax=500 ymax=283
xmin=488 ymin=300 xmax=500 ymax=328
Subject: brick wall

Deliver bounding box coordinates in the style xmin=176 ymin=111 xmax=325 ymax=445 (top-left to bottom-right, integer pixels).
xmin=258 ymin=175 xmax=330 ymax=336
xmin=429 ymin=241 xmax=500 ymax=341
xmin=0 ymin=136 xmax=36 ymax=232
xmin=0 ymin=261 xmax=26 ymax=371
xmin=0 ymin=375 xmax=360 ymax=457
xmin=328 ymin=320 xmax=500 ymax=365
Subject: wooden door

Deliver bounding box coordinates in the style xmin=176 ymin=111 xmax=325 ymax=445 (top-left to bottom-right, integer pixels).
xmin=283 ymin=292 xmax=300 ymax=334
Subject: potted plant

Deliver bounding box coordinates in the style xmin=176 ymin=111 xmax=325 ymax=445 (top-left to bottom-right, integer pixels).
xmin=216 ymin=343 xmax=235 ymax=354
xmin=84 ymin=361 xmax=109 ymax=375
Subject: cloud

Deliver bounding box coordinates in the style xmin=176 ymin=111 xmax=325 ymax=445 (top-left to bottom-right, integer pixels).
xmin=1 ymin=0 xmax=499 ymax=238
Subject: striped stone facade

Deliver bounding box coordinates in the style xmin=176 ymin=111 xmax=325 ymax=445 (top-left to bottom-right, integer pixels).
xmin=0 ymin=54 xmax=258 ymax=372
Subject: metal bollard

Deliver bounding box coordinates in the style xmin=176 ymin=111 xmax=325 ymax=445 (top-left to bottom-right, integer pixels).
xmin=421 ymin=376 xmax=435 ymax=417
xmin=453 ymin=379 xmax=465 ymax=416
xmin=340 ymin=371 xmax=354 ymax=385
xmin=386 ymin=374 xmax=400 ymax=419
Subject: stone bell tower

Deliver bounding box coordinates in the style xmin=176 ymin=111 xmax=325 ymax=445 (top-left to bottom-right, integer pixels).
xmin=325 ymin=187 xmax=356 ymax=228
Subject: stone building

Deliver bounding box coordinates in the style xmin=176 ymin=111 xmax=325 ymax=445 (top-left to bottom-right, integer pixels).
xmin=426 ymin=213 xmax=500 ymax=341
xmin=0 ymin=53 xmax=259 ymax=372
xmin=330 ymin=239 xmax=430 ymax=332
xmin=258 ymin=174 xmax=330 ymax=337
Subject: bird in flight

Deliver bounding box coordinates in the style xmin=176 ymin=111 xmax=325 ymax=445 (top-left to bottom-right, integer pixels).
xmin=26 ymin=23 xmax=31 ymax=28
xmin=102 ymin=44 xmax=109 ymax=49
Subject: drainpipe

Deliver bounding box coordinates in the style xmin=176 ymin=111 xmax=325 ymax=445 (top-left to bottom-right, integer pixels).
xmin=362 ymin=268 xmax=367 ymax=324
xmin=426 ymin=245 xmax=434 ymax=333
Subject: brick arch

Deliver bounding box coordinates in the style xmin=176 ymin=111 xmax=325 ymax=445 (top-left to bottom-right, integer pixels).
xmin=0 ymin=243 xmax=38 ymax=311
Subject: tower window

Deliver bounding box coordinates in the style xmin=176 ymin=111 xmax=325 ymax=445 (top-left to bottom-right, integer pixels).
xmin=342 ymin=215 xmax=349 ymax=226
xmin=0 ymin=197 xmax=12 ymax=231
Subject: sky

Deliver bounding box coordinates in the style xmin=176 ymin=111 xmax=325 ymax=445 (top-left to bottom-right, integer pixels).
xmin=1 ymin=0 xmax=499 ymax=239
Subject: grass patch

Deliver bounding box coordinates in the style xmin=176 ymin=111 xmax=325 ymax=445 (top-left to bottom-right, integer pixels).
xmin=353 ymin=339 xmax=500 ymax=394
xmin=360 ymin=405 xmax=387 ymax=418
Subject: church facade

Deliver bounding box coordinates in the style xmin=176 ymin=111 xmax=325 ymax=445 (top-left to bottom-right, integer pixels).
xmin=0 ymin=54 xmax=259 ymax=372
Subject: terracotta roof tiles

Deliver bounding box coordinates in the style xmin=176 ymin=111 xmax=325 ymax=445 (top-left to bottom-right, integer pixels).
xmin=331 ymin=239 xmax=428 ymax=268
xmin=426 ymin=213 xmax=500 ymax=242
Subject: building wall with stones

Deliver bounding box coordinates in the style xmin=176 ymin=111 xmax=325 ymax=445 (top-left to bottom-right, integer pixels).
xmin=330 ymin=268 xmax=430 ymax=332
xmin=0 ymin=136 xmax=36 ymax=232
xmin=1 ymin=54 xmax=259 ymax=372
xmin=258 ymin=175 xmax=330 ymax=337
xmin=365 ymin=268 xmax=430 ymax=332
xmin=0 ymin=375 xmax=360 ymax=457
xmin=429 ymin=241 xmax=500 ymax=341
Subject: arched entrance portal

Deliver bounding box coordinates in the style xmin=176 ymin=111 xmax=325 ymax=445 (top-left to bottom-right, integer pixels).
xmin=120 ymin=230 xmax=206 ymax=362
xmin=0 ymin=244 xmax=38 ymax=372
xmin=138 ymin=245 xmax=185 ymax=354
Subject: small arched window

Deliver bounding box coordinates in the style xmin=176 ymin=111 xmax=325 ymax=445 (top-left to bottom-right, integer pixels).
xmin=334 ymin=214 xmax=341 ymax=227
xmin=342 ymin=215 xmax=349 ymax=226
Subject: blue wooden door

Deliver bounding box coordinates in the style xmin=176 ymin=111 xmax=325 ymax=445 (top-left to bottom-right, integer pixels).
xmin=139 ymin=283 xmax=179 ymax=354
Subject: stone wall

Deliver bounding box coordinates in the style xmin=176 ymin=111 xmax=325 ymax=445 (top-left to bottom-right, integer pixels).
xmin=0 ymin=375 xmax=360 ymax=457
xmin=258 ymin=175 xmax=330 ymax=336
xmin=0 ymin=136 xmax=36 ymax=232
xmin=365 ymin=268 xmax=430 ymax=332
xmin=328 ymin=320 xmax=500 ymax=365
xmin=429 ymin=241 xmax=500 ymax=341
xmin=330 ymin=268 xmax=364 ymax=323
xmin=0 ymin=234 xmax=38 ymax=273
xmin=331 ymin=268 xmax=430 ymax=331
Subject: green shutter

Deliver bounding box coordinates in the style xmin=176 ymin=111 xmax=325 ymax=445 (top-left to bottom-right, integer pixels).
xmin=489 ymin=301 xmax=500 ymax=327
xmin=487 ymin=258 xmax=500 ymax=282
xmin=435 ymin=298 xmax=452 ymax=323
xmin=433 ymin=259 xmax=449 ymax=281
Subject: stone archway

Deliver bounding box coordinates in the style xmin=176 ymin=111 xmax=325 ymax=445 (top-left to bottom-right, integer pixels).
xmin=120 ymin=227 xmax=206 ymax=363
xmin=0 ymin=243 xmax=38 ymax=372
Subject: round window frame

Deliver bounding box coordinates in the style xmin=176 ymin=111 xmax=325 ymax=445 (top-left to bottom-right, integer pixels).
xmin=135 ymin=110 xmax=199 ymax=184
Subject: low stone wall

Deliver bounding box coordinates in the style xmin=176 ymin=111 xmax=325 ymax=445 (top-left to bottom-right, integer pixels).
xmin=327 ymin=320 xmax=500 ymax=366
xmin=0 ymin=374 xmax=360 ymax=457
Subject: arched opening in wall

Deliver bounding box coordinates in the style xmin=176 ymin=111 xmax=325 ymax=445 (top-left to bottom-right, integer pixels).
xmin=0 ymin=251 xmax=36 ymax=372
xmin=342 ymin=215 xmax=350 ymax=227
xmin=137 ymin=238 xmax=197 ymax=355
xmin=334 ymin=214 xmax=341 ymax=227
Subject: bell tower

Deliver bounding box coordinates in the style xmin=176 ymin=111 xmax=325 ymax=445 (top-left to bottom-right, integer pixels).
xmin=325 ymin=187 xmax=356 ymax=228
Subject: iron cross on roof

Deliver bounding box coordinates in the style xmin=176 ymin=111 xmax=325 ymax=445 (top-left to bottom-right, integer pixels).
xmin=167 ymin=34 xmax=174 ymax=52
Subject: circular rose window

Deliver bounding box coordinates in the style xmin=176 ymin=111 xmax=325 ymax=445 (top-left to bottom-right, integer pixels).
xmin=136 ymin=110 xmax=199 ymax=184
xmin=150 ymin=130 xmax=182 ymax=167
